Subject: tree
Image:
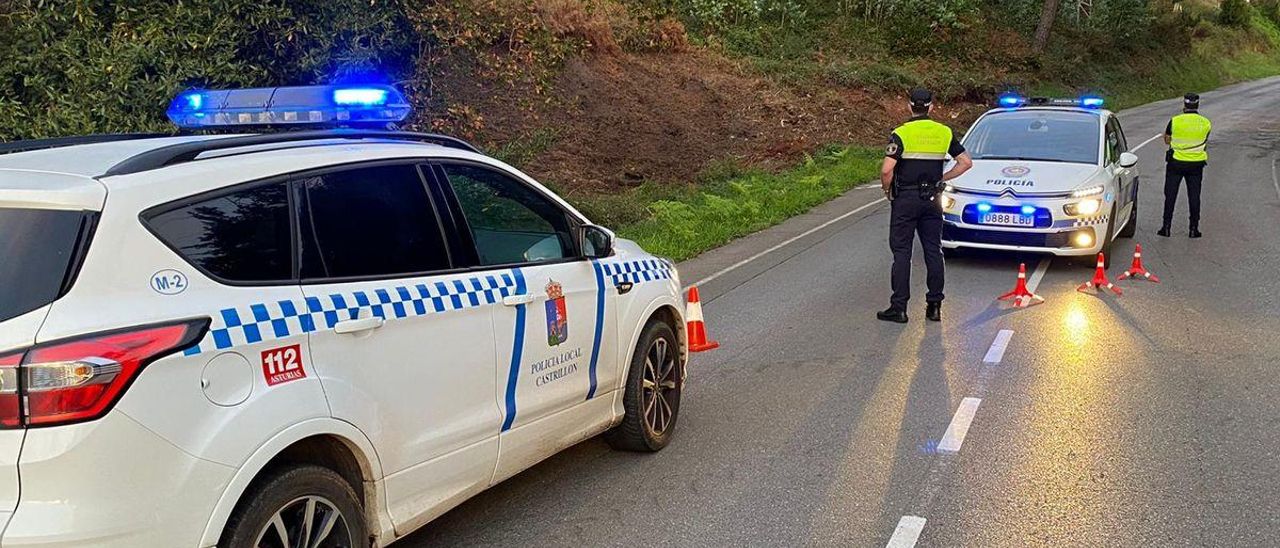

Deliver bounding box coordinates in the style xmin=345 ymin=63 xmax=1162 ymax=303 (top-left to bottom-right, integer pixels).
xmin=1033 ymin=0 xmax=1061 ymax=53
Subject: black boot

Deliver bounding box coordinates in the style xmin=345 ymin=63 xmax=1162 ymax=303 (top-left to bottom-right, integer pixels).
xmin=877 ymin=307 xmax=908 ymax=323
xmin=1157 ymin=225 xmax=1171 ymax=237
xmin=926 ymin=302 xmax=941 ymax=322
xmin=1189 ymin=227 xmax=1202 ymax=238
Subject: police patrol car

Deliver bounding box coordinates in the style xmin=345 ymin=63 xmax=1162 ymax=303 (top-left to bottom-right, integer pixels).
xmin=0 ymin=85 xmax=691 ymax=547
xmin=940 ymin=94 xmax=1139 ymax=262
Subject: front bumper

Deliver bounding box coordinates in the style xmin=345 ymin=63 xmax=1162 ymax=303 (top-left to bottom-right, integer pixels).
xmin=940 ymin=192 xmax=1111 ymax=256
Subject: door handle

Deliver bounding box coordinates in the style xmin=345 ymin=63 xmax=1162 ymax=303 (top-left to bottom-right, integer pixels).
xmin=503 ymin=294 xmax=536 ymax=307
xmin=334 ymin=316 xmax=385 ymax=335
xmin=615 ymin=281 xmax=634 ymax=295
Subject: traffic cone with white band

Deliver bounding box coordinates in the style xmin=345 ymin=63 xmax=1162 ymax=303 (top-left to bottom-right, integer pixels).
xmin=1118 ymin=244 xmax=1160 ymax=283
xmin=685 ymin=286 xmax=719 ymax=352
xmin=997 ymin=263 xmax=1044 ymax=307
xmin=1077 ymin=253 xmax=1122 ymax=295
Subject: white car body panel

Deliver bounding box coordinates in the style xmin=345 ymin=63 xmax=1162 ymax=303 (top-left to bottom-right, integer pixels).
xmin=0 ymin=134 xmax=687 ymax=547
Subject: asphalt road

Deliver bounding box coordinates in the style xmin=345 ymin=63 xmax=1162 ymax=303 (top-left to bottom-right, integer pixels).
xmin=402 ymin=76 xmax=1280 ymax=547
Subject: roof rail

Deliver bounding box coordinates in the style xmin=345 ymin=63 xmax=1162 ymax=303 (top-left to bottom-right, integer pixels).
xmin=0 ymin=133 xmax=171 ymax=156
xmin=102 ymin=130 xmax=482 ymax=177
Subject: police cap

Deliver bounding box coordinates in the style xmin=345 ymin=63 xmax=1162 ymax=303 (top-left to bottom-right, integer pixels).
xmin=909 ymin=88 xmax=934 ymax=108
xmin=1184 ymin=92 xmax=1200 ymax=108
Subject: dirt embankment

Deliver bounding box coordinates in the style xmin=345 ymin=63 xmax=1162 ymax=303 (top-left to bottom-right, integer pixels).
xmin=430 ymin=6 xmax=985 ymax=195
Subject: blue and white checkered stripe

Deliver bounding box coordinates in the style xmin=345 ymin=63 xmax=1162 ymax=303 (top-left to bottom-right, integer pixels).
xmin=599 ymin=259 xmax=672 ymax=285
xmin=184 ymin=272 xmax=520 ymax=356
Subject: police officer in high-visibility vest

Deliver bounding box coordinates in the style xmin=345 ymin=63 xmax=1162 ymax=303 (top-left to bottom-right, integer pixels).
xmin=1159 ymin=93 xmax=1211 ymax=238
xmin=877 ymin=89 xmax=973 ymax=323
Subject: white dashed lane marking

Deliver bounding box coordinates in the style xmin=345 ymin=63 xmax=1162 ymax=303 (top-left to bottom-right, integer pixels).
xmin=938 ymin=397 xmax=982 ymax=454
xmin=1027 ymin=258 xmax=1051 ymax=293
xmin=885 ymin=516 xmax=927 ymax=548
xmin=983 ymin=330 xmax=1014 ymax=364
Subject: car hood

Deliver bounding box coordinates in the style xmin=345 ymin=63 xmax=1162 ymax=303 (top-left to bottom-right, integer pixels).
xmin=949 ymin=160 xmax=1104 ymax=195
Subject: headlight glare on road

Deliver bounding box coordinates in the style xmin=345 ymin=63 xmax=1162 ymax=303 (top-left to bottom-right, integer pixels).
xmin=1065 ymin=198 xmax=1101 ymax=216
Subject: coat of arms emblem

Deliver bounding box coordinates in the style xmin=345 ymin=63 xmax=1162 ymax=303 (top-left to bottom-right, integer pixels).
xmin=545 ymin=279 xmax=569 ymax=346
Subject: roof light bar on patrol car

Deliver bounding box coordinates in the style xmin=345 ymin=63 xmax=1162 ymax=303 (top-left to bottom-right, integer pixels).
xmin=166 ymin=84 xmax=411 ymax=129
xmin=997 ymin=93 xmax=1027 ymax=108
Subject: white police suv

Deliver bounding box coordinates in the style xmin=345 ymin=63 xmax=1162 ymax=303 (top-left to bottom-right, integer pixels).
xmin=0 ymin=85 xmax=691 ymax=547
xmin=940 ymin=95 xmax=1140 ymax=261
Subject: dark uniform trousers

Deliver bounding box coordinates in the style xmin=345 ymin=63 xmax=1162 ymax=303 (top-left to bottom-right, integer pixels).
xmin=1163 ymin=161 xmax=1204 ymax=229
xmin=889 ymin=190 xmax=944 ymax=310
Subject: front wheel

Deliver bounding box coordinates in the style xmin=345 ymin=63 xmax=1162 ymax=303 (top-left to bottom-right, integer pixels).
xmin=604 ymin=320 xmax=683 ymax=452
xmin=221 ymin=465 xmax=368 ymax=548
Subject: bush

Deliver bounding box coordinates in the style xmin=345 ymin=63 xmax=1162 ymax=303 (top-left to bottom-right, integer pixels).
xmin=0 ymin=0 xmax=413 ymax=141
xmin=1220 ymin=0 xmax=1252 ymax=27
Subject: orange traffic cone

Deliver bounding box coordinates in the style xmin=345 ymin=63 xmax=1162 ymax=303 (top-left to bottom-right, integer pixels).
xmin=685 ymin=286 xmax=719 ymax=352
xmin=1077 ymin=253 xmax=1122 ymax=295
xmin=1118 ymin=244 xmax=1160 ymax=283
xmin=997 ymin=263 xmax=1044 ymax=307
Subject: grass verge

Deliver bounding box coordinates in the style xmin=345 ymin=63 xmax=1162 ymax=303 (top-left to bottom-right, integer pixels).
xmin=572 ymin=145 xmax=881 ymax=261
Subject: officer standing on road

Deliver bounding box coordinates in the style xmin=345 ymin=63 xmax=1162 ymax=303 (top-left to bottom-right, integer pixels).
xmin=1159 ymin=92 xmax=1211 ymax=238
xmin=877 ymin=88 xmax=973 ymax=324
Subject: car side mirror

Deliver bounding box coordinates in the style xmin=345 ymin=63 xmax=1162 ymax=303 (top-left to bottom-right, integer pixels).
xmin=1119 ymin=152 xmax=1138 ymax=168
xmin=580 ymin=224 xmax=615 ymax=258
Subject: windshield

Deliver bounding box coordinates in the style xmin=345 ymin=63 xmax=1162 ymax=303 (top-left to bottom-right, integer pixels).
xmin=0 ymin=208 xmax=91 ymax=322
xmin=963 ymin=110 xmax=1101 ymax=164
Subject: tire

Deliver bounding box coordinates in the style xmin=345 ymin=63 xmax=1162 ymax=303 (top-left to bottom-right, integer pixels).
xmin=604 ymin=320 xmax=683 ymax=452
xmin=1100 ymin=203 xmax=1117 ymax=268
xmin=220 ymin=464 xmax=368 ymax=548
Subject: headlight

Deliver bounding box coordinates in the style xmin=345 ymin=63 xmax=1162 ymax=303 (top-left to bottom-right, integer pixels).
xmin=1071 ymin=185 xmax=1105 ymax=198
xmin=940 ymin=194 xmax=956 ymax=209
xmin=1065 ymin=198 xmax=1101 ymax=216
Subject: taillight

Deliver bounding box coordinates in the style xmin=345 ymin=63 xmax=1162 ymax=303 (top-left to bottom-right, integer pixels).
xmin=0 ymin=353 xmax=20 ymax=428
xmin=0 ymin=319 xmax=208 ymax=428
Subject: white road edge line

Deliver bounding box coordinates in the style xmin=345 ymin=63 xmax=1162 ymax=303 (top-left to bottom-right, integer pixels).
xmin=1133 ymin=132 xmax=1162 ymax=152
xmin=686 ymin=196 xmax=888 ymax=288
xmin=1026 ymin=258 xmax=1051 ymax=294
xmin=1272 ymin=157 xmax=1279 ymax=201
xmin=886 ymin=516 xmax=927 ymax=548
xmin=983 ymin=330 xmax=1014 ymax=364
xmin=938 ymin=397 xmax=982 ymax=454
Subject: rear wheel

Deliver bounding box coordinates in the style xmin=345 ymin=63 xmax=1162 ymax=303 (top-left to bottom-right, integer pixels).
xmin=221 ymin=464 xmax=367 ymax=548
xmin=604 ymin=320 xmax=683 ymax=452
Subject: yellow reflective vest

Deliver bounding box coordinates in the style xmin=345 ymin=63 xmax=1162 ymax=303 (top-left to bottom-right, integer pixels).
xmin=893 ymin=119 xmax=953 ymax=161
xmin=1169 ymin=112 xmax=1211 ymax=163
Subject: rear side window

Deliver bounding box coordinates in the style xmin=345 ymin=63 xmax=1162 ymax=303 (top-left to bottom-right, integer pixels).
xmin=299 ymin=164 xmax=450 ymax=279
xmin=147 ymin=183 xmax=292 ymax=283
xmin=0 ymin=208 xmax=92 ymax=322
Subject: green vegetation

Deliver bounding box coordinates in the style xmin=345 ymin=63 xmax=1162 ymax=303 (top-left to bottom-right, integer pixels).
xmin=3 ymin=0 xmax=1280 ymax=263
xmin=607 ymin=146 xmax=882 ymax=260
xmin=0 ymin=0 xmax=414 ymax=140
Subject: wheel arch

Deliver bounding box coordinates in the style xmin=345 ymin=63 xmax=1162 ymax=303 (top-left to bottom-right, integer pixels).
xmin=616 ymin=296 xmax=686 ymax=394
xmin=198 ymin=418 xmax=392 ymax=547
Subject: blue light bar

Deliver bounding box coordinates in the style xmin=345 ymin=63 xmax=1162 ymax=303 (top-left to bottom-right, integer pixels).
xmin=167 ymin=84 xmax=410 ymax=129
xmin=1079 ymin=96 xmax=1105 ymax=109
xmin=333 ymin=88 xmax=389 ymax=106
xmin=997 ymin=93 xmax=1026 ymax=108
